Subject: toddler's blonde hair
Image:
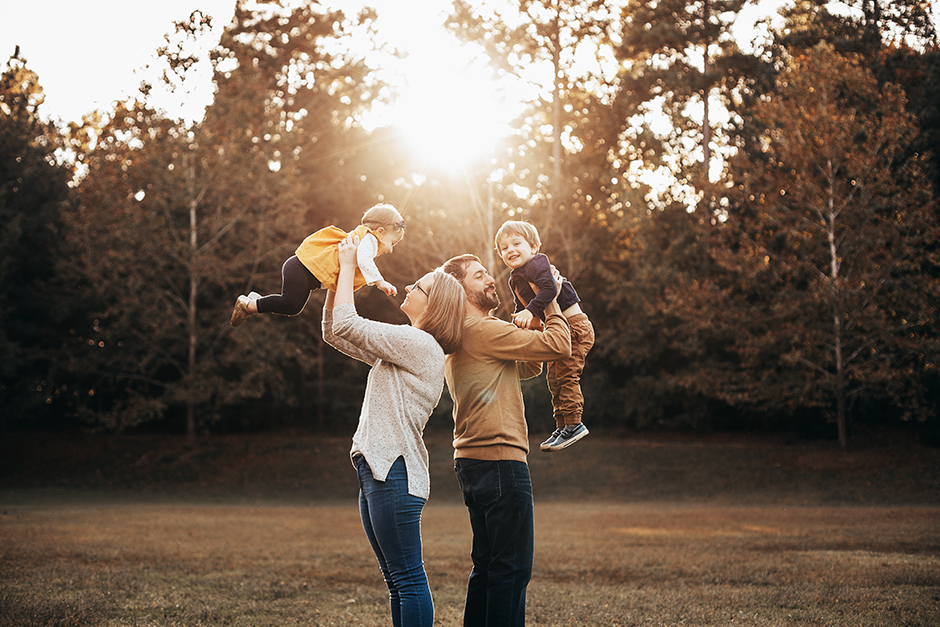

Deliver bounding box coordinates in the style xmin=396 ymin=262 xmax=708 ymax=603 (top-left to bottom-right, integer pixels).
xmin=494 ymin=220 xmax=541 ymax=252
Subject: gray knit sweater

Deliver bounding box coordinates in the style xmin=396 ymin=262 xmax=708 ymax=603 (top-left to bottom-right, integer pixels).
xmin=322 ymin=302 xmax=445 ymax=500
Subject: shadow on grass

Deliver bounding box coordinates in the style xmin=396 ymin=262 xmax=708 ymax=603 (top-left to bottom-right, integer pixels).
xmin=2 ymin=430 xmax=938 ymax=506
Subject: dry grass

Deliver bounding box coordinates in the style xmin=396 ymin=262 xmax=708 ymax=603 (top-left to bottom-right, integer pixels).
xmin=1 ymin=500 xmax=938 ymax=626
xmin=2 ymin=431 xmax=938 ymax=625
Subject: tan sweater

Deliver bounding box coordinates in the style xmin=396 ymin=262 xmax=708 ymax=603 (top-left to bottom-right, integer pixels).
xmin=444 ymin=307 xmax=571 ymax=462
xmin=323 ymin=302 xmax=444 ymax=499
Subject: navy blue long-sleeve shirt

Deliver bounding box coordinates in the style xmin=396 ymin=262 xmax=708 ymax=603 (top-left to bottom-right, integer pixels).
xmin=508 ymin=253 xmax=581 ymax=319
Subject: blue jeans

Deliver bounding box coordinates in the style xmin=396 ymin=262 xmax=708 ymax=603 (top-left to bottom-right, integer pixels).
xmin=454 ymin=459 xmax=534 ymax=627
xmin=355 ymin=455 xmax=434 ymax=627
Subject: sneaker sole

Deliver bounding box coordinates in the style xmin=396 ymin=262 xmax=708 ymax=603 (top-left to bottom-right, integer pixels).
xmin=547 ymin=427 xmax=589 ymax=451
xmin=540 ymin=430 xmax=563 ymax=451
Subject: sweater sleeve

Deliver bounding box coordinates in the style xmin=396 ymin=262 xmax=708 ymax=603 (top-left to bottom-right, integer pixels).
xmin=516 ymin=360 xmax=543 ymax=381
xmin=331 ymin=303 xmax=436 ymax=375
xmin=356 ymin=233 xmax=384 ymax=286
xmin=478 ymin=307 xmax=571 ymax=364
xmin=322 ymin=304 xmax=378 ymax=366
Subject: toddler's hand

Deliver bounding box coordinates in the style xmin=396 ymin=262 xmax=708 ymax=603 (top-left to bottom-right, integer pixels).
xmin=377 ymin=280 xmax=397 ymax=297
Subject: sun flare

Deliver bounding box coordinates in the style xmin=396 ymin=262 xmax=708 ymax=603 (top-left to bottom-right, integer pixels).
xmin=359 ymin=2 xmax=525 ymax=170
xmin=391 ymin=60 xmax=519 ymax=168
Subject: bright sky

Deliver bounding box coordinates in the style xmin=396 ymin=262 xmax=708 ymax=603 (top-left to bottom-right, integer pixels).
xmin=1 ymin=1 xmax=236 ymax=123
xmin=0 ymin=0 xmax=519 ymax=165
xmin=2 ymin=1 xmax=938 ymax=167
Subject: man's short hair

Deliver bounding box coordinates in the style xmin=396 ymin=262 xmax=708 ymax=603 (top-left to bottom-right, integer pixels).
xmin=441 ymin=254 xmax=482 ymax=284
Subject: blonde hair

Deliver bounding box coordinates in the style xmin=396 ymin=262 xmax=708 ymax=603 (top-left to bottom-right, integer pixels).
xmin=361 ymin=203 xmax=406 ymax=234
xmin=416 ymin=270 xmax=465 ymax=354
xmin=494 ymin=220 xmax=541 ymax=252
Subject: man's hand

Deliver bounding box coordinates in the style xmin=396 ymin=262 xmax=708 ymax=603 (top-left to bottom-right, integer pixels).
xmin=550 ymin=264 xmax=564 ymax=296
xmin=512 ymin=309 xmax=537 ymax=329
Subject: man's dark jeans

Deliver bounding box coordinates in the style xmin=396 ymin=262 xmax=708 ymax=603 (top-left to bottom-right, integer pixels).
xmin=454 ymin=458 xmax=534 ymax=627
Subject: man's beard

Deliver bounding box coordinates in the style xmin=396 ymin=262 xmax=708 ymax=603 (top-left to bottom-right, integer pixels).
xmin=469 ymin=286 xmax=500 ymax=312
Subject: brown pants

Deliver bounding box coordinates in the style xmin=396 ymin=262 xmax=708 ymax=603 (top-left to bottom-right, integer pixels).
xmin=546 ymin=313 xmax=595 ymax=428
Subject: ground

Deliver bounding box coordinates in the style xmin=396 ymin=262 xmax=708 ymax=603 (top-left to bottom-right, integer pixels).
xmin=1 ymin=429 xmax=938 ymax=626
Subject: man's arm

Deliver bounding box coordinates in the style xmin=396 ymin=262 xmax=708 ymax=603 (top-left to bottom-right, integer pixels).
xmin=481 ymin=299 xmax=571 ymax=364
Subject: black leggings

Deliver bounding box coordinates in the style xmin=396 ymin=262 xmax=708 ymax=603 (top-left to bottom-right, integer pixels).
xmin=256 ymin=255 xmax=322 ymax=316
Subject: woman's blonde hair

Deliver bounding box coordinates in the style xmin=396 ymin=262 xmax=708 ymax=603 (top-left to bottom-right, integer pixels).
xmin=416 ymin=270 xmax=465 ymax=354
xmin=361 ymin=203 xmax=406 ymax=233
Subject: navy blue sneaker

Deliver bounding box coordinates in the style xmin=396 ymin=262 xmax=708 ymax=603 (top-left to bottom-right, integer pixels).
xmin=547 ymin=423 xmax=589 ymax=451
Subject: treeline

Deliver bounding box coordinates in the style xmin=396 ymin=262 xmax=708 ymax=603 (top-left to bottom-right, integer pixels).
xmin=2 ymin=0 xmax=938 ymax=449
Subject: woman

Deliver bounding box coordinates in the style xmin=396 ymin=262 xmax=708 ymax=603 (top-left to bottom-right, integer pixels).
xmin=322 ymin=235 xmax=465 ymax=627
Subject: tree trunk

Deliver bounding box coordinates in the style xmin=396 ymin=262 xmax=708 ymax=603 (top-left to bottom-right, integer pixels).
xmin=548 ymin=0 xmax=562 ymax=234
xmin=484 ymin=180 xmax=496 ymax=273
xmin=702 ymin=0 xmax=712 ymax=180
xmin=835 ymin=324 xmax=848 ymax=452
xmin=186 ymin=153 xmax=198 ymax=447
xmin=825 ymin=157 xmax=848 ymax=452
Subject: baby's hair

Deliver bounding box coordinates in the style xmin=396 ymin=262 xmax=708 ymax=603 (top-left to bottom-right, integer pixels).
xmin=361 ymin=203 xmax=406 ymax=232
xmin=495 ymin=220 xmax=541 ymax=252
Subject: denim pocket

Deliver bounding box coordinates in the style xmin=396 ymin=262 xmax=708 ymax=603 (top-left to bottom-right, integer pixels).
xmin=456 ymin=459 xmax=502 ymax=507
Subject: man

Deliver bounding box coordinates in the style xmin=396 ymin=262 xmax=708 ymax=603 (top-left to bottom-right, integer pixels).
xmin=441 ymin=253 xmax=571 ymax=627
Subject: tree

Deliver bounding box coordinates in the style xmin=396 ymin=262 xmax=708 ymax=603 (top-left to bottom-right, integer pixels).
xmin=437 ymin=2 xmax=627 ymax=357
xmin=0 ymin=50 xmax=73 ymax=429
xmin=712 ymin=43 xmax=939 ymax=449
xmin=446 ymin=0 xmax=620 ymax=230
xmin=775 ymin=0 xmax=937 ymax=59
xmin=56 ymin=2 xmax=383 ymax=441
xmin=615 ymin=0 xmax=756 ymax=196
xmin=772 ymin=1 xmax=940 ymax=198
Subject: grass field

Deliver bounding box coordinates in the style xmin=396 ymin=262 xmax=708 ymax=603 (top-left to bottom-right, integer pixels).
xmin=2 ymin=431 xmax=939 ymax=626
